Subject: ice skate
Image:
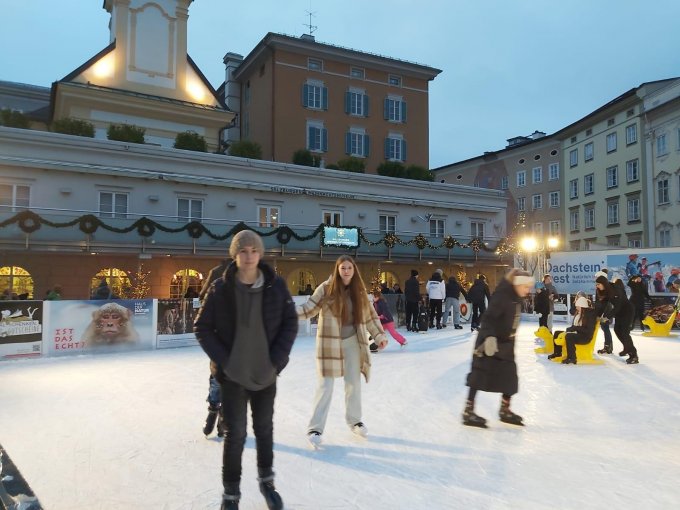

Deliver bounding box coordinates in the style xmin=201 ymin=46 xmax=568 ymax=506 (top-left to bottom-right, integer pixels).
xmin=352 ymin=422 xmax=368 ymax=437
xmin=307 ymin=430 xmax=322 ymax=448
xmin=462 ymin=410 xmax=488 ymax=428
xmin=499 ymin=408 xmax=524 ymax=426
xmin=259 ymin=477 xmax=283 ymax=510
xmin=626 ymin=355 xmax=639 ymax=365
xmin=203 ymin=405 xmax=220 ymax=436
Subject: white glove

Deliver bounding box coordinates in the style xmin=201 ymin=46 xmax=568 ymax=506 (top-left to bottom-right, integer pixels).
xmin=484 ymin=336 xmax=498 ymax=356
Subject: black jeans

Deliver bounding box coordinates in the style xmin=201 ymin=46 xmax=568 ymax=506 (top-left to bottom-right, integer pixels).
xmin=429 ymin=299 xmax=443 ymax=326
xmin=220 ymin=377 xmax=277 ymax=485
xmin=405 ymin=301 xmax=419 ymax=329
xmin=471 ymin=302 xmax=486 ymax=328
xmin=600 ymin=321 xmax=612 ymax=349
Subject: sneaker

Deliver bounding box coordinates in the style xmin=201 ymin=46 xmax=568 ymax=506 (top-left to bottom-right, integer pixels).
xmin=499 ymin=408 xmax=524 ymax=426
xmin=561 ymin=357 xmax=577 ymax=365
xmin=597 ymin=346 xmax=613 ymax=354
xmin=626 ymin=356 xmax=639 ymax=365
xmin=462 ymin=410 xmax=488 ymax=428
xmin=307 ymin=430 xmax=322 ymax=447
xmin=352 ymin=422 xmax=368 ymax=437
xmin=259 ymin=479 xmax=283 ymax=510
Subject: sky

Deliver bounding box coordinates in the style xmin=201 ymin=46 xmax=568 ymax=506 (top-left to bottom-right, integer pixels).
xmin=1 ymin=320 xmax=679 ymax=509
xmin=2 ymin=1 xmax=680 ymax=168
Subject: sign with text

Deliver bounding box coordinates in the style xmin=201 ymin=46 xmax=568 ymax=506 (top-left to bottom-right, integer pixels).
xmin=156 ymin=298 xmax=200 ymax=349
xmin=322 ymin=226 xmax=359 ymax=248
xmin=0 ymin=300 xmax=43 ymax=360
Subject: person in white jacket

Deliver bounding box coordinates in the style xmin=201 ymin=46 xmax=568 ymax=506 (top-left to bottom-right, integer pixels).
xmin=426 ymin=269 xmax=447 ymax=329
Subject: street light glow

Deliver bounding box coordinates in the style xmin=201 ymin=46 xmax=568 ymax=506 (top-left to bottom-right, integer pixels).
xmin=520 ymin=237 xmax=538 ymax=252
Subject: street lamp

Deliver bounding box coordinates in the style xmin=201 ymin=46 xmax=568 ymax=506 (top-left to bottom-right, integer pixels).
xmin=518 ymin=235 xmax=559 ymax=277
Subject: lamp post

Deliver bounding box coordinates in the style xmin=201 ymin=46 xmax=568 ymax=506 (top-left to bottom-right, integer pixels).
xmin=518 ymin=236 xmax=559 ymax=278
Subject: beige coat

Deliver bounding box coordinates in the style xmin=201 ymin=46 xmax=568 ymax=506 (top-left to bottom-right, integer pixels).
xmin=297 ymin=279 xmax=386 ymax=382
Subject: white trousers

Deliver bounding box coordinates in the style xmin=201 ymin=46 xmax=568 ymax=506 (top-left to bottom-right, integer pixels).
xmin=308 ymin=333 xmax=362 ymax=433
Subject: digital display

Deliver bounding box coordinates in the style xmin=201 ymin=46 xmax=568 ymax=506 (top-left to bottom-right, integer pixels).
xmin=322 ymin=226 xmax=359 ymax=248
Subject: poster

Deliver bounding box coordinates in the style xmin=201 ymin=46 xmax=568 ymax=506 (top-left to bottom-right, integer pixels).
xmin=0 ymin=300 xmax=43 ymax=360
xmin=43 ymin=299 xmax=155 ymax=357
xmin=156 ymin=298 xmax=201 ymax=349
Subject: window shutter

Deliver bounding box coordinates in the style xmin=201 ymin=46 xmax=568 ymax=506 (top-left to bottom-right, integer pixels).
xmin=322 ymin=87 xmax=328 ymax=110
xmin=344 ymin=91 xmax=350 ymax=114
xmin=402 ymin=139 xmax=408 ymax=161
xmin=363 ymin=95 xmax=369 ymax=117
xmin=401 ymin=101 xmax=407 ymax=122
xmin=364 ymin=134 xmax=370 ymax=157
xmin=322 ymin=128 xmax=328 ymax=152
xmin=345 ymin=132 xmax=351 ymax=155
xmin=383 ymin=98 xmax=389 ymax=120
xmin=384 ymin=138 xmax=390 ymax=159
xmin=302 ymin=84 xmax=308 ymax=107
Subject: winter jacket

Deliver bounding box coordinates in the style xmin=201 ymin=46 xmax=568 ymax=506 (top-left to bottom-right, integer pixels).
xmin=404 ymin=276 xmax=420 ymax=303
xmin=467 ymin=279 xmax=490 ymax=305
xmin=373 ymin=298 xmax=394 ymax=324
xmin=445 ymin=277 xmax=468 ymax=301
xmin=199 ymin=259 xmax=229 ymax=301
xmin=194 ymin=261 xmax=298 ymax=379
xmin=426 ymin=279 xmax=446 ymax=300
xmin=466 ymin=275 xmax=522 ymax=395
xmin=534 ymin=289 xmax=550 ymax=317
xmin=297 ymin=278 xmax=386 ymax=382
xmin=565 ymin=307 xmax=598 ymax=343
xmin=627 ymin=278 xmax=651 ymax=306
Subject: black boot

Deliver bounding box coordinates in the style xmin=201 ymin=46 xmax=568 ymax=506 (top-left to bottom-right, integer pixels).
xmin=499 ymin=398 xmax=524 ymax=426
xmin=626 ymin=355 xmax=639 ymax=364
xmin=258 ymin=470 xmax=283 ymax=510
xmin=221 ymin=483 xmax=240 ymax=510
xmin=462 ymin=400 xmax=487 ymax=428
xmin=203 ymin=404 xmax=220 ymax=436
xmin=597 ymin=345 xmax=612 ymax=354
xmin=217 ymin=412 xmax=226 ymax=437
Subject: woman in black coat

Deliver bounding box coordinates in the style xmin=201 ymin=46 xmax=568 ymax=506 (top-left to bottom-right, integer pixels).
xmin=533 ymin=282 xmax=551 ymax=329
xmin=595 ymin=275 xmax=638 ymax=364
xmin=463 ymin=269 xmax=534 ymax=428
xmin=627 ymin=275 xmax=652 ymax=331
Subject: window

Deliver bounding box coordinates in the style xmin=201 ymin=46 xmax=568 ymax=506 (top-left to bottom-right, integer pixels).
xmin=606 ymin=132 xmax=617 ymax=153
xmin=569 ymin=149 xmax=578 ymax=167
xmin=323 ymin=211 xmax=343 ymax=226
xmin=569 ymin=178 xmax=578 ymax=199
xmin=628 ymin=238 xmax=642 ymax=248
xmin=430 ymin=218 xmax=445 ymax=237
xmin=307 ymin=122 xmax=328 ymax=152
xmin=0 ymin=265 xmax=34 ymax=300
xmin=626 ymin=124 xmax=637 ymax=145
xmin=384 ymin=97 xmax=406 ymax=122
xmin=608 ymin=118 xmax=615 ymax=126
xmin=99 ymin=191 xmax=128 ymax=219
xmin=379 ymin=215 xmax=396 ymax=234
xmin=627 ymin=197 xmax=640 ymax=222
xmin=500 ymin=176 xmax=508 ymax=190
xmin=517 ymin=171 xmax=526 ymax=187
xmin=569 ymin=210 xmax=579 ymax=232
xmin=549 ymin=220 xmax=560 ymax=236
xmin=532 ymin=166 xmax=542 ymax=184
xmin=657 ymin=178 xmax=670 ymax=204
xmin=532 ymin=222 xmax=543 ymax=236
xmin=470 ymin=221 xmax=484 ymax=240
xmin=308 ymin=58 xmax=323 ymax=71
xmin=384 ymin=135 xmax=406 ymax=161
xmin=570 ymin=136 xmax=577 ymax=143
xmin=659 ymin=229 xmax=671 ymax=248
xmin=626 ymin=159 xmax=639 ymax=183
xmin=302 ymin=82 xmax=328 ymax=110
xmin=346 ymin=130 xmax=370 ymax=157
xmin=258 ymin=206 xmax=279 ymax=227
xmin=0 ymin=184 xmax=30 ymax=211
xmin=178 ymin=198 xmax=202 ymax=221
xmin=570 ymin=240 xmax=581 ymax=251
xmin=607 ymin=236 xmax=621 ymax=247
xmin=657 ymin=134 xmax=668 ymax=156
xmin=584 ymin=174 xmax=594 ymax=195
xmin=532 ymin=194 xmax=542 ymax=210
xmin=388 ymin=75 xmax=402 ymax=86
xmin=517 ymin=197 xmax=526 ymax=212
xmin=345 ymin=90 xmax=368 ymax=117
xmin=585 ymin=207 xmax=595 ymax=229
xmin=606 ymin=165 xmax=618 ymax=189
xmin=549 ymin=191 xmax=560 ymax=208
xmin=607 ymin=202 xmax=619 ymax=225
xmin=548 ymin=163 xmax=559 ymax=181
xmin=350 ymin=67 xmax=365 ymax=79
xmin=584 ymin=142 xmax=594 ymax=161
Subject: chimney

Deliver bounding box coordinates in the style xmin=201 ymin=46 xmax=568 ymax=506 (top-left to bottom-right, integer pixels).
xmin=300 ymin=34 xmax=316 ymax=42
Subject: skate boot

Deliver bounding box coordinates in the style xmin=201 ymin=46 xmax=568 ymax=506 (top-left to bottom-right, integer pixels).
xmin=462 ymin=400 xmax=488 ymax=428
xmin=217 ymin=412 xmax=226 ymax=438
xmin=258 ymin=471 xmax=283 ymax=510
xmin=597 ymin=345 xmax=613 ymax=355
xmin=499 ymin=399 xmax=524 ymax=426
xmin=221 ymin=483 xmax=240 ymax=510
xmin=626 ymin=355 xmax=639 ymax=365
xmin=203 ymin=404 xmax=220 ymax=436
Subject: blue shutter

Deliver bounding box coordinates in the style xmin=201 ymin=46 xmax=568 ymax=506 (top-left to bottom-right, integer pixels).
xmin=401 ymin=101 xmax=407 ymax=123
xmin=364 ymin=134 xmax=370 ymax=157
xmin=322 ymin=87 xmax=328 ymax=110
xmin=345 ymin=132 xmax=351 ymax=155
xmin=363 ymin=94 xmax=369 ymax=117
xmin=322 ymin=128 xmax=328 ymax=152
xmin=344 ymin=91 xmax=350 ymax=114
xmin=302 ymin=84 xmax=308 ymax=107
xmin=384 ymin=138 xmax=390 ymax=159
xmin=307 ymin=126 xmax=314 ymax=150
xmin=383 ymin=98 xmax=389 ymax=120
xmin=402 ymin=139 xmax=407 ymax=161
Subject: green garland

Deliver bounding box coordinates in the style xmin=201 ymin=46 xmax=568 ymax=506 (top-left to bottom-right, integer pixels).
xmin=1 ymin=210 xmax=507 ymax=253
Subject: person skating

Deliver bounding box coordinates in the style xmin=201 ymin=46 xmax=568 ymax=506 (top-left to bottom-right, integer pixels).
xmin=595 ymin=274 xmax=639 ymax=364
xmin=628 ymin=275 xmax=652 ymax=331
xmin=297 ymin=255 xmax=387 ymax=447
xmin=551 ymin=296 xmax=599 ymax=364
xmin=533 ymin=282 xmax=550 ymax=330
xmin=443 ymin=275 xmax=468 ymax=329
xmin=372 ymin=290 xmax=407 ymax=347
xmin=594 ymin=270 xmax=615 ymax=354
xmin=467 ymin=275 xmax=491 ymax=331
xmin=426 ymin=270 xmax=446 ymax=329
xmin=194 ymin=231 xmax=298 ymax=510
xmin=404 ymin=270 xmax=420 ymax=332
xmin=463 ymin=269 xmax=534 ymax=428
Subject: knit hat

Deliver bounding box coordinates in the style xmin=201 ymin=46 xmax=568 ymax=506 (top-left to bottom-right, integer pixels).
xmin=513 ymin=270 xmax=534 ymax=286
xmin=435 ymin=268 xmax=444 ymax=275
xmin=595 ymin=275 xmax=609 ymax=286
xmin=575 ymin=296 xmax=590 ymax=308
xmin=229 ymin=230 xmax=265 ymax=258
xmin=594 ymin=271 xmax=608 ymax=281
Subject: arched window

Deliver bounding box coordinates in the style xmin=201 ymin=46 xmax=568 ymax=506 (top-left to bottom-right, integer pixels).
xmin=170 ymin=268 xmax=204 ymax=299
xmin=90 ymin=268 xmax=131 ymax=299
xmin=287 ymin=269 xmax=317 ymax=295
xmin=0 ymin=266 xmax=34 ymax=300
xmin=380 ymin=270 xmax=399 ymax=289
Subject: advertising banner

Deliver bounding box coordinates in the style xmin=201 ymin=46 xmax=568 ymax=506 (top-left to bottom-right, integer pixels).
xmin=156 ymin=298 xmax=201 ymax=349
xmin=43 ymin=299 xmax=155 ymax=357
xmin=0 ymin=300 xmax=43 ymax=360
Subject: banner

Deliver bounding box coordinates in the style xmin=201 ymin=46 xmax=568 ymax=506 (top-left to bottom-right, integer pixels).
xmin=156 ymin=298 xmax=201 ymax=349
xmin=0 ymin=300 xmax=43 ymax=360
xmin=43 ymin=299 xmax=155 ymax=356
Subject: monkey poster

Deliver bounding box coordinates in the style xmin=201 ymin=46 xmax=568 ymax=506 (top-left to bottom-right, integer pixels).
xmin=156 ymin=298 xmax=200 ymax=349
xmin=43 ymin=299 xmax=155 ymax=357
xmin=0 ymin=300 xmax=43 ymax=360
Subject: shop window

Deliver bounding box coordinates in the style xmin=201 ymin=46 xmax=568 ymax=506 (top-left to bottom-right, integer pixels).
xmin=288 ymin=269 xmax=317 ymax=296
xmin=90 ymin=268 xmax=131 ymax=299
xmin=0 ymin=266 xmax=34 ymax=300
xmin=170 ymin=268 xmax=204 ymax=299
